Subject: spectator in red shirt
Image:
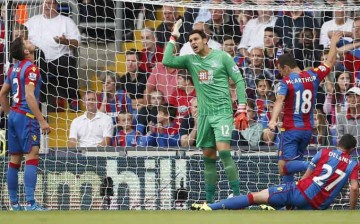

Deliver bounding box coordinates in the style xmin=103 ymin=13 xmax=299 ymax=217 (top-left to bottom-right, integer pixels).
xmin=168 ymin=70 xmax=196 ymax=121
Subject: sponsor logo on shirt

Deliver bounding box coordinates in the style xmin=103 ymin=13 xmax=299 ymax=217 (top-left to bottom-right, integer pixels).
xmin=29 ymin=72 xmax=37 ymax=81
xmin=317 ymin=65 xmax=326 ymax=72
xmin=198 ymin=70 xmax=214 ymax=84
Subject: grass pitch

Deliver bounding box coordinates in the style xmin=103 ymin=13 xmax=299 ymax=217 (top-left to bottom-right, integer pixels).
xmin=1 ymin=210 xmax=359 ymax=224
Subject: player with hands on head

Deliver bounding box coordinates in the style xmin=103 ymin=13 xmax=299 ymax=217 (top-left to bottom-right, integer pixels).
xmin=0 ymin=37 xmax=50 ymax=211
xmin=268 ymin=32 xmax=343 ymax=184
xmin=192 ymin=134 xmax=359 ymax=211
xmin=163 ymin=19 xmax=247 ymax=203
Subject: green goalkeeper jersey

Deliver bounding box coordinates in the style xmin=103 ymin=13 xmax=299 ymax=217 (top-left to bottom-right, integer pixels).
xmin=163 ymin=43 xmax=246 ymax=115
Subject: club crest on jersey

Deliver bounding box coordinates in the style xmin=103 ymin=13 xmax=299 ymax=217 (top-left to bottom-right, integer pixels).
xmin=29 ymin=72 xmax=37 ymax=81
xmin=32 ymin=135 xmax=37 ymax=141
xmin=232 ymin=65 xmax=239 ymax=73
xmin=31 ymin=66 xmax=36 ymax=72
xmin=211 ymin=61 xmax=219 ymax=69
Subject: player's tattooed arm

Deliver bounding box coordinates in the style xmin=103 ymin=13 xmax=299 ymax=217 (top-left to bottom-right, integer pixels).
xmin=25 ymin=84 xmax=51 ymax=134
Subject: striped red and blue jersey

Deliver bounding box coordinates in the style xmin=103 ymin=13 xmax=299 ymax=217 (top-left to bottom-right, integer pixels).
xmin=113 ymin=129 xmax=139 ymax=147
xmin=297 ymin=148 xmax=359 ymax=209
xmin=277 ymin=64 xmax=331 ymax=130
xmin=337 ymin=39 xmax=360 ymax=85
xmin=97 ymin=90 xmax=133 ymax=123
xmin=5 ymin=60 xmax=41 ymax=114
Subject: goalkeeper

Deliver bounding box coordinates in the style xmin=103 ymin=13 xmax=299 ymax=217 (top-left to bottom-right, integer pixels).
xmin=163 ymin=20 xmax=247 ymax=203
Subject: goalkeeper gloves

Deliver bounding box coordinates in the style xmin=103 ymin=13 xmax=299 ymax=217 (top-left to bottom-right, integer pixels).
xmin=170 ymin=19 xmax=183 ymax=41
xmin=234 ymin=104 xmax=248 ymax=131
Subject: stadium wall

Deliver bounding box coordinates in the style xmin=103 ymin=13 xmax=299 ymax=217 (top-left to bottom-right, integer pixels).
xmin=0 ymin=155 xmax=281 ymax=210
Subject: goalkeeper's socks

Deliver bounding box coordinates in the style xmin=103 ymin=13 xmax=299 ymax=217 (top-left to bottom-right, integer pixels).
xmin=219 ymin=151 xmax=240 ymax=196
xmin=24 ymin=159 xmax=39 ymax=205
xmin=7 ymin=162 xmax=21 ymax=204
xmin=203 ymin=157 xmax=217 ymax=203
xmin=209 ymin=194 xmax=254 ymax=210
xmin=205 ymin=184 xmax=216 ymax=204
xmin=284 ymin=160 xmax=309 ymax=174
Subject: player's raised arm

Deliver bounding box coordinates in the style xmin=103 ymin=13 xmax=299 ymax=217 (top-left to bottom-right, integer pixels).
xmin=162 ymin=19 xmax=188 ymax=69
xmin=324 ymin=32 xmax=342 ymax=68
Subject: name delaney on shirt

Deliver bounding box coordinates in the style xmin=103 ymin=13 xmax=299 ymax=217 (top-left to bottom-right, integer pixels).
xmin=328 ymin=151 xmax=353 ymax=164
xmin=285 ymin=75 xmax=317 ymax=85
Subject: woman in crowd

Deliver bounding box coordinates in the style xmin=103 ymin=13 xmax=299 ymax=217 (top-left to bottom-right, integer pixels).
xmin=323 ymin=71 xmax=352 ymax=126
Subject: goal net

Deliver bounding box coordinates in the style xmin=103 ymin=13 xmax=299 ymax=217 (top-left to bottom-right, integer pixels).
xmin=0 ymin=0 xmax=359 ymax=210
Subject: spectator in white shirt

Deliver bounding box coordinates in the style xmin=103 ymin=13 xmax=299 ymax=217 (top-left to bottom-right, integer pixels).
xmin=68 ymin=91 xmax=113 ymax=147
xmin=179 ymin=21 xmax=221 ymax=56
xmin=238 ymin=9 xmax=277 ymax=58
xmin=25 ymin=0 xmax=81 ymax=112
xmin=319 ymin=1 xmax=353 ymax=49
xmin=194 ymin=0 xmax=211 ymax=23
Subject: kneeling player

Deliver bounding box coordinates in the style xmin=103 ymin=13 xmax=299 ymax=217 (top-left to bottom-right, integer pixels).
xmin=192 ymin=134 xmax=359 ymax=210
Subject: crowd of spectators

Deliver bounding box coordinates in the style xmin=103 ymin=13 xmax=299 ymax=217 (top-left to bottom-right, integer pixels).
xmin=2 ymin=0 xmax=360 ymax=149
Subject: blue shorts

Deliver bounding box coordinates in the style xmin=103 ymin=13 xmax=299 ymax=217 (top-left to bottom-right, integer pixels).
xmin=278 ymin=130 xmax=312 ymax=161
xmin=268 ymin=182 xmax=313 ymax=210
xmin=8 ymin=110 xmax=40 ymax=154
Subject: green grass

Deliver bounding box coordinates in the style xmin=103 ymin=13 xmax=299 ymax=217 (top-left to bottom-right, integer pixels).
xmin=0 ymin=210 xmax=360 ymax=224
